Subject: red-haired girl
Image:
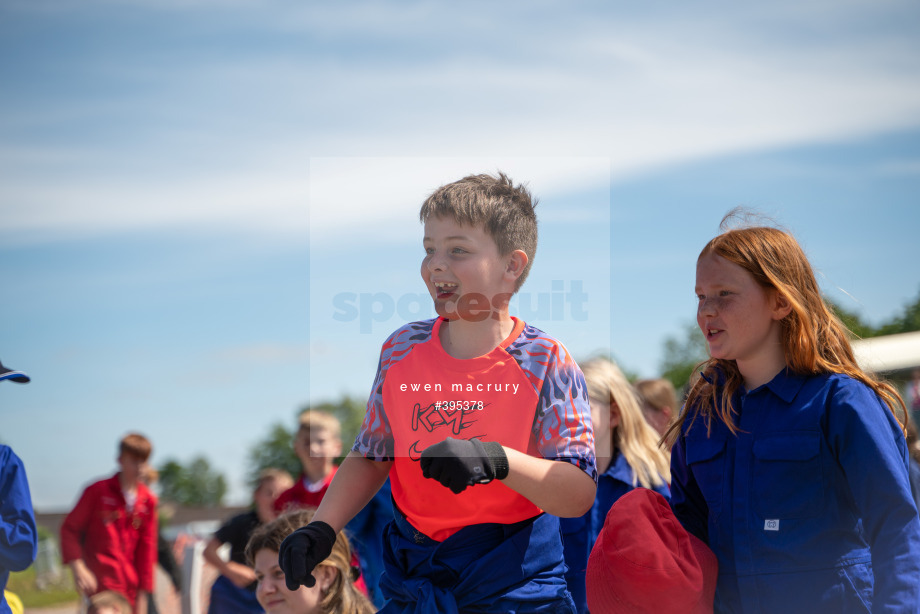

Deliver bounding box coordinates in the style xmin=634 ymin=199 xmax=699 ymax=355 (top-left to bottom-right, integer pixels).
xmin=668 ymin=214 xmax=920 ymax=612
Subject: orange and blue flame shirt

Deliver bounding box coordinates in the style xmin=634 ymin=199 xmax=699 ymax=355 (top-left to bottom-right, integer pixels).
xmin=353 ymin=316 xmax=597 ymax=542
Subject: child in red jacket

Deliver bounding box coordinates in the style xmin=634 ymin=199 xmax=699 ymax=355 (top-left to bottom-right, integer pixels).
xmin=61 ymin=433 xmax=158 ymax=614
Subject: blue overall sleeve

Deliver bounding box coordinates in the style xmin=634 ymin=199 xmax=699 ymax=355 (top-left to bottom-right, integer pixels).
xmin=0 ymin=446 xmax=38 ymax=573
xmin=825 ymin=383 xmax=920 ymax=613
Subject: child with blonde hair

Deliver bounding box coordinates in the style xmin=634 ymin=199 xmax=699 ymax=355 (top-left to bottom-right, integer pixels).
xmin=246 ymin=509 xmax=374 ymax=614
xmin=274 ymin=411 xmax=343 ymax=514
xmin=634 ymin=377 xmax=678 ymax=441
xmin=561 ymin=357 xmax=670 ymax=613
xmin=88 ymin=590 xmax=132 ymax=614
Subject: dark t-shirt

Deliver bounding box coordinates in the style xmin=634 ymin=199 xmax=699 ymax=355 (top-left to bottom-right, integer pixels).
xmin=214 ymin=510 xmax=261 ymax=565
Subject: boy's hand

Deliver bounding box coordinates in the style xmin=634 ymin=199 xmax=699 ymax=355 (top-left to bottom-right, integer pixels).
xmin=419 ymin=437 xmax=509 ymax=494
xmin=278 ymin=521 xmax=336 ymax=590
xmin=70 ymin=559 xmax=98 ymax=596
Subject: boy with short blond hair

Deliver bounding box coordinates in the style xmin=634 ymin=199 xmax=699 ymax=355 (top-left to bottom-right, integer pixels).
xmin=273 ymin=410 xmax=343 ymax=514
xmin=280 ymin=172 xmax=597 ymax=612
xmin=62 ymin=433 xmax=157 ymax=614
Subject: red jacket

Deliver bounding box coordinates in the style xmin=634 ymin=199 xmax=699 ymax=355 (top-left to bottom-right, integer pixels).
xmin=60 ymin=474 xmax=158 ymax=605
xmin=273 ymin=468 xmax=337 ymax=513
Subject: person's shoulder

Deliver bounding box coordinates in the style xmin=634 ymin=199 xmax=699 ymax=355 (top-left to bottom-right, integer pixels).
xmin=278 ymin=479 xmax=310 ymax=504
xmin=73 ymin=475 xmax=117 ymax=503
xmin=816 ymin=372 xmax=879 ymax=401
xmin=138 ymin=482 xmax=158 ymax=505
xmin=377 ymin=318 xmax=439 ymax=363
xmin=816 ymin=372 xmax=899 ymax=426
xmin=226 ymin=509 xmax=260 ymax=528
xmin=274 ymin=482 xmax=299 ymax=503
xmin=506 ymin=321 xmax=569 ymax=353
xmin=384 ymin=318 xmax=438 ymax=343
xmin=88 ymin=473 xmax=119 ymax=491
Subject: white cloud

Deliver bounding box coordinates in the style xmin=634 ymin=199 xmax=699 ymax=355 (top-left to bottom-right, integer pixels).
xmin=2 ymin=1 xmax=919 ymax=245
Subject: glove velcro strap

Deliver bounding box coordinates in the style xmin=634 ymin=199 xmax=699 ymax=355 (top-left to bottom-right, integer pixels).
xmin=482 ymin=441 xmax=509 ymax=480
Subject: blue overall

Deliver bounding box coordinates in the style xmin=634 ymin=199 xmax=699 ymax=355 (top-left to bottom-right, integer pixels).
xmin=671 ymin=369 xmax=920 ymax=613
xmin=0 ymin=446 xmax=37 ymax=614
xmin=378 ymin=507 xmax=576 ymax=614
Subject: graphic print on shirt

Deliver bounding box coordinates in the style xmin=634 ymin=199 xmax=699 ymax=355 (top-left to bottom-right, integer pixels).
xmin=407 ymin=398 xmax=488 ymax=460
xmin=353 ymin=317 xmax=596 ymax=540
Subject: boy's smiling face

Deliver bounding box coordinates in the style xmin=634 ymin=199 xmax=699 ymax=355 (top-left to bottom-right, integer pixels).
xmin=421 ymin=216 xmax=521 ymax=322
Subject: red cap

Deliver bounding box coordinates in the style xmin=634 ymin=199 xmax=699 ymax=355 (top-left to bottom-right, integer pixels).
xmin=586 ymin=488 xmax=718 ymax=614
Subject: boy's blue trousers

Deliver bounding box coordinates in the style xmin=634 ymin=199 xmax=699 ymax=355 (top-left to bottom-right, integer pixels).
xmin=378 ymin=507 xmax=576 ymax=614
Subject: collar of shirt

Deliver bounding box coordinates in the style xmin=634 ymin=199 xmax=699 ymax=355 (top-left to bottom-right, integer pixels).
xmin=599 ymin=450 xmax=634 ymax=484
xmin=744 ymin=368 xmax=808 ymax=404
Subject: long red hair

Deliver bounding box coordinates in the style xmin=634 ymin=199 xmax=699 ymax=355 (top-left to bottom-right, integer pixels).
xmin=666 ymin=219 xmax=906 ymax=444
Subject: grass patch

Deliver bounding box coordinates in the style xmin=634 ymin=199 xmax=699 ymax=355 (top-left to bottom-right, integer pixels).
xmin=7 ymin=566 xmax=79 ymax=609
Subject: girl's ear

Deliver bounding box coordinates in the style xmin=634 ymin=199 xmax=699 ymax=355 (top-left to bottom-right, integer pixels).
xmin=771 ymin=290 xmax=793 ymax=320
xmin=609 ymin=402 xmax=621 ymax=429
xmin=314 ymin=564 xmax=337 ymax=594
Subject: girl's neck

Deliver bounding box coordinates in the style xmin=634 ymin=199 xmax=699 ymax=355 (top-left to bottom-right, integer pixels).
xmin=739 ymin=353 xmax=787 ymax=391
xmin=595 ymin=431 xmax=614 ymax=474
xmin=440 ymin=314 xmax=514 ymax=359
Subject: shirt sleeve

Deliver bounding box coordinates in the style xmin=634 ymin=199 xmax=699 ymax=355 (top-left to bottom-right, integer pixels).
xmin=0 ymin=448 xmax=38 ymax=572
xmin=60 ymin=485 xmax=95 ymax=564
xmin=825 ymin=380 xmax=920 ymax=613
xmin=352 ymin=334 xmax=400 ymax=461
xmin=532 ymin=343 xmax=597 ymax=482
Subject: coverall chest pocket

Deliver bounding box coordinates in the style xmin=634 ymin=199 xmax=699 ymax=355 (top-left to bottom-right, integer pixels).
xmin=752 ymin=431 xmax=824 ymax=519
xmin=685 ymin=434 xmax=727 ymax=520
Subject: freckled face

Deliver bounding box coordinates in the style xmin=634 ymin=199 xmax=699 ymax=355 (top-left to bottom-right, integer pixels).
xmin=695 ymin=252 xmax=786 ymax=380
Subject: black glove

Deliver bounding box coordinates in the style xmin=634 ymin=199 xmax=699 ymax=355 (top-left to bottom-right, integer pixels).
xmin=278 ymin=521 xmax=336 ymax=590
xmin=419 ymin=437 xmax=509 ymax=494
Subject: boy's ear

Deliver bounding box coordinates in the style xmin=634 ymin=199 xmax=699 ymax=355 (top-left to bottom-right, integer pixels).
xmin=505 ymin=250 xmax=528 ymax=281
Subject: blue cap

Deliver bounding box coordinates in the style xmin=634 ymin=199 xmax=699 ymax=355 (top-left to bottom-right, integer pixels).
xmin=0 ymin=360 xmax=30 ymax=384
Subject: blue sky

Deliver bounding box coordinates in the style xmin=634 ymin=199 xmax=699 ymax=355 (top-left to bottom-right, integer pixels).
xmin=2 ymin=0 xmax=919 ymax=509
